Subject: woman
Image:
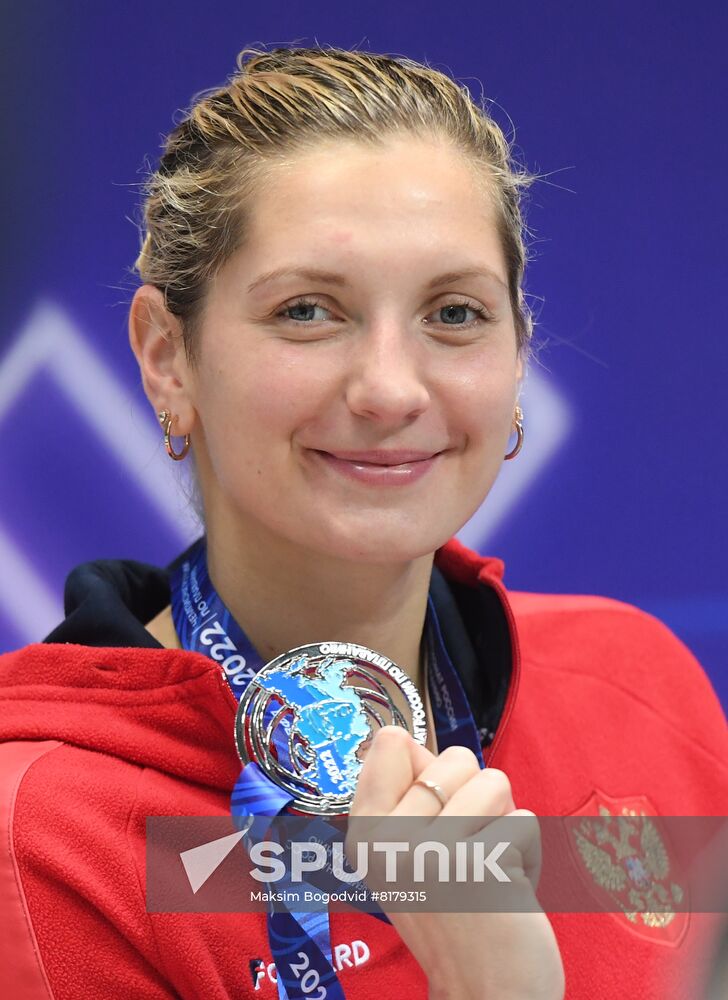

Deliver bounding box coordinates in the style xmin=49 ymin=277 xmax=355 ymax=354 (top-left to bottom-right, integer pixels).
xmin=0 ymin=45 xmax=725 ymax=1000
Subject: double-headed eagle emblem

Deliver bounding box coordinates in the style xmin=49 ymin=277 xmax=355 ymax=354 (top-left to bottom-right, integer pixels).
xmin=568 ymin=792 xmax=688 ymax=942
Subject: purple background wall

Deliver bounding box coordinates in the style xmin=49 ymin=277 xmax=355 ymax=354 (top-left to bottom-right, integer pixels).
xmin=2 ymin=2 xmax=726 ymax=707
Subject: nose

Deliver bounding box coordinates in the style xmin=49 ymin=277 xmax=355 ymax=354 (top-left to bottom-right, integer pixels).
xmin=345 ymin=323 xmax=430 ymax=425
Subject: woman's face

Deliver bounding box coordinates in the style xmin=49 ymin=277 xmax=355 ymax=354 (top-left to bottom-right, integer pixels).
xmin=187 ymin=136 xmax=523 ymax=563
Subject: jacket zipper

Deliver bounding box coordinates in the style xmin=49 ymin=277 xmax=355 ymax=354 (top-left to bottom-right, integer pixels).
xmin=217 ymin=667 xmax=240 ymax=715
xmin=478 ymin=571 xmax=522 ymax=770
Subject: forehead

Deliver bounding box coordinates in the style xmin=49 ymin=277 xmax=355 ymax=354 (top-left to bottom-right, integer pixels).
xmin=230 ymin=137 xmax=506 ymax=286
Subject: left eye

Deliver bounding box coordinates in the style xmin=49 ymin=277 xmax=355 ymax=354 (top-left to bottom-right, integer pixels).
xmin=432 ymin=303 xmax=485 ymax=326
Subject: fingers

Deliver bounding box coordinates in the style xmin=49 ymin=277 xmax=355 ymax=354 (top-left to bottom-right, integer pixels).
xmin=439 ymin=768 xmax=516 ymax=830
xmin=419 ymin=769 xmax=537 ymax=891
xmin=351 ymin=726 xmax=436 ymax=816
xmin=409 ymin=735 xmax=435 ymax=777
xmin=353 ymin=730 xmax=515 ymax=823
xmin=470 ymin=809 xmax=543 ymax=894
xmin=391 ymin=745 xmax=482 ymax=817
xmin=504 ymin=809 xmax=543 ymax=891
xmin=350 ymin=733 xmax=541 ymax=895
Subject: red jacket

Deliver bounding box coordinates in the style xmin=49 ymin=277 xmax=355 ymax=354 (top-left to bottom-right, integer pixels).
xmin=0 ymin=538 xmax=726 ymax=999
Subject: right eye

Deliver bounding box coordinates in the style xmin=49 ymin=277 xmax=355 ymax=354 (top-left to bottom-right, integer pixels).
xmin=277 ymin=297 xmax=334 ymax=324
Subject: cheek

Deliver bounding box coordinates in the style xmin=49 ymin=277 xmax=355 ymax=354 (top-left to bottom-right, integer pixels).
xmin=199 ymin=350 xmax=328 ymax=466
xmin=443 ymin=363 xmax=517 ymax=442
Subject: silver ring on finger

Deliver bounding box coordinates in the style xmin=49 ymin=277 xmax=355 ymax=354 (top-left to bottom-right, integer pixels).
xmin=414 ymin=778 xmax=449 ymax=808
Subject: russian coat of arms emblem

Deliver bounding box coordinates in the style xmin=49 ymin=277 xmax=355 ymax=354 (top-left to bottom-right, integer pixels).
xmin=567 ymin=790 xmax=688 ymax=945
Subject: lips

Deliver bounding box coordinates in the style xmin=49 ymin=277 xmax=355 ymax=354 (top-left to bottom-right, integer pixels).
xmin=309 ymin=448 xmax=444 ymax=486
xmin=318 ymin=449 xmax=441 ymax=465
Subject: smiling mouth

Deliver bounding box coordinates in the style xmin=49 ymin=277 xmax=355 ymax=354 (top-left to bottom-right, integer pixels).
xmin=308 ymin=448 xmax=444 ymax=486
xmin=316 ymin=449 xmax=442 ymax=466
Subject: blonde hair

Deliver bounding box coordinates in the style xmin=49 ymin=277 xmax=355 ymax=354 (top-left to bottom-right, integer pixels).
xmin=134 ymin=45 xmax=536 ymax=363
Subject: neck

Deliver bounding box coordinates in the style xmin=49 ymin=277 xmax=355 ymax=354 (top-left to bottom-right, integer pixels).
xmin=204 ymin=510 xmax=435 ymax=692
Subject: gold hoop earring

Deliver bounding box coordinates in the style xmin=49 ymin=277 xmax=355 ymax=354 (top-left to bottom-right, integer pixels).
xmin=158 ymin=409 xmax=190 ymax=462
xmin=504 ymin=405 xmax=524 ymax=461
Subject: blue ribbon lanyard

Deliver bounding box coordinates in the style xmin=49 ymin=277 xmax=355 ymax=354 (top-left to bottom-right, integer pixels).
xmin=170 ymin=537 xmax=484 ymax=1000
xmin=424 ymin=593 xmax=484 ymax=760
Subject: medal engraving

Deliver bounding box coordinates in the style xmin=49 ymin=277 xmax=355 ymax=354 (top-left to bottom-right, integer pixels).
xmin=235 ymin=642 xmax=427 ymax=816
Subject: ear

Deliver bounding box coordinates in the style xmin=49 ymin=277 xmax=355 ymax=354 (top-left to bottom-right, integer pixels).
xmin=515 ymin=350 xmax=526 ymax=397
xmin=128 ymin=285 xmax=195 ymax=434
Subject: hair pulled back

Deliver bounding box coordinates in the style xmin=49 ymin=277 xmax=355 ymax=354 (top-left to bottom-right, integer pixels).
xmin=134 ymin=45 xmax=535 ymax=363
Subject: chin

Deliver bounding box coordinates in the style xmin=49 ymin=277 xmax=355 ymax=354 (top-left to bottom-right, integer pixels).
xmin=303 ymin=517 xmax=457 ymax=566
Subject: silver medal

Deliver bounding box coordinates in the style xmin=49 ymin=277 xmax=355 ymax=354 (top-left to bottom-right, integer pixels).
xmin=234 ymin=641 xmax=427 ymax=816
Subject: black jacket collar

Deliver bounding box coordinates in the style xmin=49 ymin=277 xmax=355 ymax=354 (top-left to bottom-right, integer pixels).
xmin=44 ymin=539 xmax=511 ymax=746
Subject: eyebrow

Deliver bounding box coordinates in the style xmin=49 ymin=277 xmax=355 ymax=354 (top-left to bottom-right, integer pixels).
xmin=246 ymin=265 xmax=508 ymax=295
xmin=428 ymin=268 xmax=508 ymax=292
xmin=247 ymin=268 xmax=347 ymax=294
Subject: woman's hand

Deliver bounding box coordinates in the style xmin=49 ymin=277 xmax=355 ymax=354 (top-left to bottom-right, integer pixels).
xmin=348 ymin=726 xmax=565 ymax=1000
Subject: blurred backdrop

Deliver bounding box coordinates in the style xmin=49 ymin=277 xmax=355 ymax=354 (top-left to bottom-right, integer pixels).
xmin=1 ymin=1 xmax=725 ymax=706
